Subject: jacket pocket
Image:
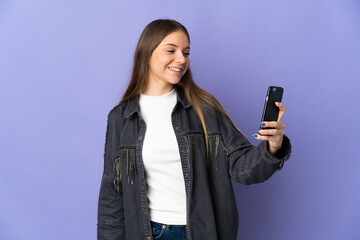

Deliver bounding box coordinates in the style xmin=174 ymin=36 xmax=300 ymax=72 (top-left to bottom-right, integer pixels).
xmin=113 ymin=147 xmax=136 ymax=196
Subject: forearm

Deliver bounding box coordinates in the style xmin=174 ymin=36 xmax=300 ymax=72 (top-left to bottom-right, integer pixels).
xmin=228 ymin=136 xmax=291 ymax=185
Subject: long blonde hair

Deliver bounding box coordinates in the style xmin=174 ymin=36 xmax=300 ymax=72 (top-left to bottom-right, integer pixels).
xmin=121 ymin=19 xmax=229 ymax=155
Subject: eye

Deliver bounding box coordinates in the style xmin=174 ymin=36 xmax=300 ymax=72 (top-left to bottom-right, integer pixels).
xmin=166 ymin=50 xmax=175 ymax=53
xmin=184 ymin=52 xmax=190 ymax=57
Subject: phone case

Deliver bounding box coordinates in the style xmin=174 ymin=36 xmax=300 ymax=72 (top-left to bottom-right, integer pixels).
xmin=261 ymin=86 xmax=283 ymax=122
xmin=260 ymin=86 xmax=283 ymax=134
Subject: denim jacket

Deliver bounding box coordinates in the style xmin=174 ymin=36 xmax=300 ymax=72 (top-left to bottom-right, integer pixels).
xmin=97 ymin=85 xmax=292 ymax=240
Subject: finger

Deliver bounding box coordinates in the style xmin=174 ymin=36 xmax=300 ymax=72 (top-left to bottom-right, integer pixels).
xmin=260 ymin=121 xmax=282 ymax=129
xmin=275 ymin=102 xmax=286 ymax=121
xmin=252 ymin=134 xmax=272 ymax=141
xmin=253 ymin=133 xmax=284 ymax=146
xmin=259 ymin=129 xmax=283 ymax=136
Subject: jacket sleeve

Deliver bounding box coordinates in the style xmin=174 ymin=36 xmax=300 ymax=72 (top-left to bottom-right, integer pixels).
xmin=97 ymin=111 xmax=125 ymax=239
xmin=218 ymin=112 xmax=292 ymax=185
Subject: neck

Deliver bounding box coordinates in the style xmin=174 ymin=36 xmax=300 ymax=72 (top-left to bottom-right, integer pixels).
xmin=142 ymin=82 xmax=174 ymax=96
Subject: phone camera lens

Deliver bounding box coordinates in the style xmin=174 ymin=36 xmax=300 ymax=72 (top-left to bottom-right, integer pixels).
xmin=273 ymin=88 xmax=276 ymax=91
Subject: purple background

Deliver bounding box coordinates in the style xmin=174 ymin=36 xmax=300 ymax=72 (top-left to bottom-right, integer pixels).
xmin=0 ymin=0 xmax=359 ymax=239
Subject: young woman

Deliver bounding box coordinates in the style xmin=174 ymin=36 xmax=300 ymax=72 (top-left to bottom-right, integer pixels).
xmin=97 ymin=19 xmax=291 ymax=240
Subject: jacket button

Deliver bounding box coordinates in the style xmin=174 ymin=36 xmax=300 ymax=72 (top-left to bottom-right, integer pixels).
xmin=147 ymin=237 xmax=151 ymax=240
xmin=138 ymin=136 xmax=143 ymax=140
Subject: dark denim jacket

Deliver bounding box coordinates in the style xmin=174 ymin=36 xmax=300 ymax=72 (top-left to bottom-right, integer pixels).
xmin=97 ymin=86 xmax=291 ymax=240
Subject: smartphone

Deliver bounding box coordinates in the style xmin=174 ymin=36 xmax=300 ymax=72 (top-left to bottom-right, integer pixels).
xmin=260 ymin=86 xmax=284 ymax=134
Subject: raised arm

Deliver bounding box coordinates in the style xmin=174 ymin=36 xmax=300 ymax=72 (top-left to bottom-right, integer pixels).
xmin=217 ymin=105 xmax=291 ymax=185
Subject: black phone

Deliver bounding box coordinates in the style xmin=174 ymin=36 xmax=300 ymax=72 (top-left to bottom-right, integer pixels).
xmin=260 ymin=86 xmax=284 ymax=134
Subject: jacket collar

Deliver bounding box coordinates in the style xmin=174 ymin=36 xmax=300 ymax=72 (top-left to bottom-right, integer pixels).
xmin=124 ymin=85 xmax=191 ymax=119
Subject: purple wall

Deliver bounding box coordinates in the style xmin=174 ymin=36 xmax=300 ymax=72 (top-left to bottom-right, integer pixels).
xmin=0 ymin=0 xmax=359 ymax=239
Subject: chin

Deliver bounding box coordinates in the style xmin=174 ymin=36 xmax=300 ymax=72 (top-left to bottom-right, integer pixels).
xmin=168 ymin=78 xmax=182 ymax=85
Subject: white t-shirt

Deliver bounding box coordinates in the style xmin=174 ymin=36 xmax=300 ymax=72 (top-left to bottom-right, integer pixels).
xmin=139 ymin=88 xmax=187 ymax=225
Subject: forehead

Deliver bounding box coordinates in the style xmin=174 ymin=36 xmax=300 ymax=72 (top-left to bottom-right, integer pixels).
xmin=160 ymin=31 xmax=190 ymax=47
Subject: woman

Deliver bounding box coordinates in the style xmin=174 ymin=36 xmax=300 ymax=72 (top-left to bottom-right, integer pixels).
xmin=97 ymin=19 xmax=291 ymax=240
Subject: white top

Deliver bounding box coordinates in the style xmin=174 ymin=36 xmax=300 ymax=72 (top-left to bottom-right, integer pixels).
xmin=139 ymin=88 xmax=187 ymax=225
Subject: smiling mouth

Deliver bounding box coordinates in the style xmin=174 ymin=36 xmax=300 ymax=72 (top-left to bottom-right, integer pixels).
xmin=168 ymin=67 xmax=182 ymax=72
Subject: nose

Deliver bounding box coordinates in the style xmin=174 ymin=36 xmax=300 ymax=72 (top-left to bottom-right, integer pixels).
xmin=175 ymin=52 xmax=187 ymax=64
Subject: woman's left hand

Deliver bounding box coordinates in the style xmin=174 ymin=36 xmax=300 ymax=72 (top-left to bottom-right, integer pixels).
xmin=253 ymin=102 xmax=286 ymax=155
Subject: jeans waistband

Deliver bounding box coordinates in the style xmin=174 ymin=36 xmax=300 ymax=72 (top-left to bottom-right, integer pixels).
xmin=151 ymin=221 xmax=186 ymax=230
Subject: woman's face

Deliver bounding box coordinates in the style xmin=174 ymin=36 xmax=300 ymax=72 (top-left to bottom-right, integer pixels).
xmin=147 ymin=30 xmax=190 ymax=94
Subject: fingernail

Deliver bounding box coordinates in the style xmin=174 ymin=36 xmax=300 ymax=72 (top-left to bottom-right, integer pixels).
xmin=260 ymin=123 xmax=266 ymax=126
xmin=252 ymin=134 xmax=258 ymax=137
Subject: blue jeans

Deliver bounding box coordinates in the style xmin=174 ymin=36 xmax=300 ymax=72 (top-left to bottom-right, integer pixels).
xmin=151 ymin=221 xmax=186 ymax=240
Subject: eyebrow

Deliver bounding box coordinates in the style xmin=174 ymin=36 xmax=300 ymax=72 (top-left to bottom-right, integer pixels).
xmin=162 ymin=43 xmax=190 ymax=50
